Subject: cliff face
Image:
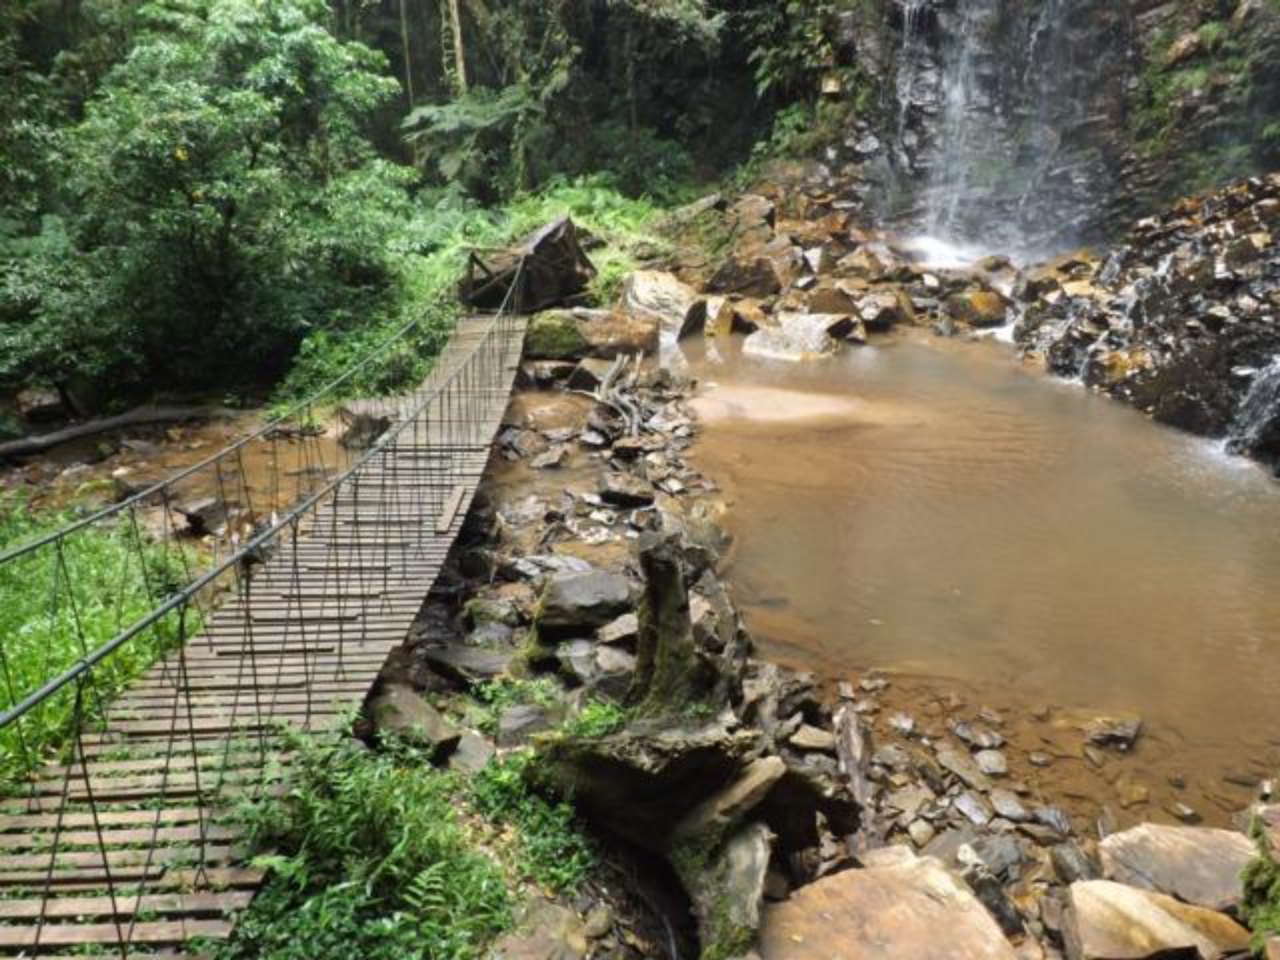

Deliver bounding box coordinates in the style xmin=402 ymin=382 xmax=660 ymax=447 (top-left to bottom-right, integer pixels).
xmin=828 ymin=0 xmax=1280 ymax=251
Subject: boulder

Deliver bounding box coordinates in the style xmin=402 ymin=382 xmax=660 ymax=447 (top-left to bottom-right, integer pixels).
xmin=682 ymin=821 xmax=774 ymax=960
xmin=447 ymin=731 xmax=497 ymax=775
xmin=599 ymin=473 xmax=655 ymax=509
xmin=621 ymin=270 xmax=700 ymax=335
xmin=497 ymin=704 xmax=560 ymax=748
xmin=760 ymin=852 xmax=1017 ymax=959
xmin=742 ymin=314 xmax=842 ymax=362
xmin=946 ymin=291 xmax=1008 ymax=328
xmin=856 ymin=288 xmax=917 ymax=330
xmin=1065 ymin=880 xmax=1250 ymax=959
xmin=708 ymin=256 xmax=784 ymax=298
xmin=591 ymin=645 xmax=637 ymax=701
xmin=419 ymin=644 xmax=513 ymax=685
xmin=538 ymin=570 xmax=634 ymax=633
xmin=597 ymin=612 xmax=640 ymax=647
xmin=490 ymin=897 xmax=590 ymax=960
xmin=526 ymin=308 xmax=658 ymax=361
xmin=368 ymin=684 xmax=461 ymax=758
xmin=1098 ymin=823 xmax=1255 ymax=911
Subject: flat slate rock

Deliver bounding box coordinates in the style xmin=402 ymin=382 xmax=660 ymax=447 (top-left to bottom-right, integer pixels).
xmin=421 ymin=644 xmax=513 ymax=684
xmin=1099 ymin=823 xmax=1255 ymax=911
xmin=1066 ymin=880 xmax=1250 ymax=960
xmin=760 ymin=852 xmax=1016 ymax=960
xmin=539 ymin=570 xmax=633 ymax=631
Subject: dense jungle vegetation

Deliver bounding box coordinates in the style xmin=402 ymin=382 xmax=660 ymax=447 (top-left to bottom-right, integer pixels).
xmin=0 ymin=0 xmax=839 ymax=416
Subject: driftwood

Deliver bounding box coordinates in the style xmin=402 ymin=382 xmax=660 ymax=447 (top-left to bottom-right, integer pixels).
xmin=459 ymin=217 xmax=596 ymax=312
xmin=0 ymin=405 xmax=236 ymax=459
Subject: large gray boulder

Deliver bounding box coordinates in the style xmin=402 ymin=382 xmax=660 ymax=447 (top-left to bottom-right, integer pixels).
xmin=1099 ymin=823 xmax=1255 ymax=911
xmin=538 ymin=569 xmax=634 ymax=634
xmin=1064 ymin=880 xmax=1250 ymax=959
xmin=759 ymin=851 xmax=1016 ymax=959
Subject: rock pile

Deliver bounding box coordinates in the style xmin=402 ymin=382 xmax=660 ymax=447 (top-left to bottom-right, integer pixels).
xmin=1016 ymin=173 xmax=1280 ymax=472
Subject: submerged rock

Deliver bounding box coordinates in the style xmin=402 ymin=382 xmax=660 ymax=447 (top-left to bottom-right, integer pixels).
xmin=742 ymin=314 xmax=842 ymax=362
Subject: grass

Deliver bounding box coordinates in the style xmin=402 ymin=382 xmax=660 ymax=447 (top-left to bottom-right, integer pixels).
xmin=0 ymin=494 xmax=193 ymax=790
xmin=220 ymin=733 xmax=599 ymax=960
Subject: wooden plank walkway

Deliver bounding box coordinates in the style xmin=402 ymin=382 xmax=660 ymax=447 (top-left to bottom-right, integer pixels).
xmin=0 ymin=315 xmax=527 ymax=956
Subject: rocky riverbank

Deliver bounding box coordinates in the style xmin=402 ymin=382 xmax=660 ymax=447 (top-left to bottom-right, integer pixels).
xmin=362 ymin=185 xmax=1280 ymax=954
xmin=1015 ymin=172 xmax=1280 ymax=473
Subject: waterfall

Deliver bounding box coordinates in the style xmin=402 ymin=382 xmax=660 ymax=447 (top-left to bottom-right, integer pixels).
xmin=1229 ymin=359 xmax=1280 ymax=461
xmin=886 ymin=0 xmax=1116 ymax=264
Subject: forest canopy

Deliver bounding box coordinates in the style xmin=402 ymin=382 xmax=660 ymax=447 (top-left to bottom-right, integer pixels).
xmin=0 ymin=0 xmax=840 ymax=409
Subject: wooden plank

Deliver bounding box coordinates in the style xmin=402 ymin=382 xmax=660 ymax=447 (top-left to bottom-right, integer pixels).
xmin=0 ymin=890 xmax=254 ymax=920
xmin=0 ymin=918 xmax=233 ymax=947
xmin=0 ymin=809 xmax=211 ymax=832
xmin=0 ymin=824 xmax=241 ymax=850
xmin=436 ymin=485 xmax=467 ymax=534
xmin=0 ymin=843 xmax=244 ymax=872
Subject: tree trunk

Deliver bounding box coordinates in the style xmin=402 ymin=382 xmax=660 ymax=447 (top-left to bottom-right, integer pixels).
xmin=0 ymin=407 xmax=237 ymax=460
xmin=399 ymin=0 xmax=416 ymax=108
xmin=447 ymin=0 xmax=468 ymax=94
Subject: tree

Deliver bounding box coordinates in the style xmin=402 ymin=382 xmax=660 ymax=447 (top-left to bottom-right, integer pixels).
xmin=1 ymin=0 xmax=414 ymax=397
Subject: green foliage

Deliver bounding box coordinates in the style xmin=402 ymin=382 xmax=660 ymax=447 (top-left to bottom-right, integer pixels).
xmin=472 ymin=676 xmax=562 ymax=737
xmin=0 ymin=495 xmax=192 ymax=790
xmin=224 ymin=734 xmax=511 ymax=960
xmin=561 ymin=701 xmax=627 ymax=739
xmin=1 ymin=0 xmax=412 ymax=396
xmin=0 ymin=1 xmax=55 ymax=231
xmin=1242 ymin=821 xmax=1280 ymax=951
xmin=469 ymin=751 xmax=596 ymax=893
xmin=277 ymin=175 xmax=668 ymax=401
xmin=742 ymin=1 xmax=837 ymax=99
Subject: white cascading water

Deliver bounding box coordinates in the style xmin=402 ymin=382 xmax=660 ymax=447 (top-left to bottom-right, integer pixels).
xmin=891 ymin=0 xmax=1087 ymax=267
xmin=1229 ymin=357 xmax=1280 ymax=457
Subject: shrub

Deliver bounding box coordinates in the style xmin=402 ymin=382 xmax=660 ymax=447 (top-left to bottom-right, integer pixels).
xmin=225 ymin=734 xmax=511 ymax=960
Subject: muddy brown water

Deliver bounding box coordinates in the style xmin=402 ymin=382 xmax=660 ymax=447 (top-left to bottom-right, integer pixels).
xmin=688 ymin=332 xmax=1280 ymax=825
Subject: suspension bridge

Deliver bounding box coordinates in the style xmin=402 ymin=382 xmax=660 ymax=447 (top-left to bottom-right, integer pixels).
xmin=0 ymin=293 xmax=528 ymax=956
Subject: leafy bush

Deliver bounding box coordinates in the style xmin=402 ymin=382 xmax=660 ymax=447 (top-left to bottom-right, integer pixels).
xmin=562 ymin=701 xmax=627 ymax=739
xmin=471 ymin=676 xmax=562 ymax=737
xmin=1 ymin=0 xmax=413 ymax=397
xmin=469 ymin=751 xmax=596 ymax=893
xmin=226 ymin=734 xmax=511 ymax=960
xmin=0 ymin=495 xmax=192 ymax=789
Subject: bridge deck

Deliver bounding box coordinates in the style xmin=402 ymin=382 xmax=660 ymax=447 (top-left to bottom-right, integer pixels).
xmin=0 ymin=315 xmax=527 ymax=956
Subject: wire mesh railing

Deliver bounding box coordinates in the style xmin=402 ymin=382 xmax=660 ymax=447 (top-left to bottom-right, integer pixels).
xmin=0 ymin=268 xmax=527 ymax=957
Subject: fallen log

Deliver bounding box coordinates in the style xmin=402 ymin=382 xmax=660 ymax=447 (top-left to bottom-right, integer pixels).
xmin=0 ymin=406 xmax=237 ymax=460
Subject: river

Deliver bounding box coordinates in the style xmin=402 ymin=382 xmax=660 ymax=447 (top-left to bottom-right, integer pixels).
xmin=689 ymin=331 xmax=1280 ymax=824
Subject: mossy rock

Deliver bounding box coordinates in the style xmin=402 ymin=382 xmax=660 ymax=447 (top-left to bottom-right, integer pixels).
xmin=526 ymin=310 xmax=590 ymax=360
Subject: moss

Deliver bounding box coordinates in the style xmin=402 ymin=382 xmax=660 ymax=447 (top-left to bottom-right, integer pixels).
xmin=525 ymin=311 xmax=589 ymax=360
